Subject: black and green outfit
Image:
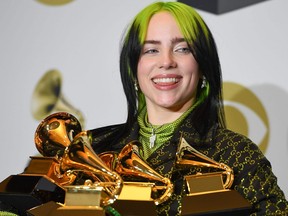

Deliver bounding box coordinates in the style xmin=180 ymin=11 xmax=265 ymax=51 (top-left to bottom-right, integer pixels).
xmin=90 ymin=109 xmax=288 ymax=216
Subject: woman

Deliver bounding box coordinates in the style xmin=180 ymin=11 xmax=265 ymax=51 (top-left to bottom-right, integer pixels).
xmin=91 ymin=1 xmax=288 ymax=215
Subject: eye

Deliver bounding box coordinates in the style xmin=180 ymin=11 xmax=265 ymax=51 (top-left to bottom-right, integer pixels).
xmin=175 ymin=47 xmax=191 ymax=54
xmin=142 ymin=48 xmax=159 ymax=55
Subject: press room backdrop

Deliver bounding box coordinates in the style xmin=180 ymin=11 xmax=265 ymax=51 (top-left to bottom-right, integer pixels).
xmin=0 ymin=0 xmax=287 ymax=197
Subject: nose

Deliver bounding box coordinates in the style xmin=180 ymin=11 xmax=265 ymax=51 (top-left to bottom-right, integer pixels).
xmin=159 ymin=52 xmax=176 ymax=69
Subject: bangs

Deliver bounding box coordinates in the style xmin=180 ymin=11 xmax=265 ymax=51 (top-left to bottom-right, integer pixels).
xmin=128 ymin=2 xmax=210 ymax=46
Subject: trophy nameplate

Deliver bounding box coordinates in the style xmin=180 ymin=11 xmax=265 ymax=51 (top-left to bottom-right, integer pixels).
xmin=118 ymin=182 xmax=154 ymax=201
xmin=28 ymin=185 xmax=105 ymax=216
xmin=112 ymin=182 xmax=157 ymax=216
xmin=64 ymin=185 xmax=102 ymax=206
xmin=185 ymin=172 xmax=224 ymax=194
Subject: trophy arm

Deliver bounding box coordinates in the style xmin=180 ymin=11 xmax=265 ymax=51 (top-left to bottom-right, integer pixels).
xmin=176 ymin=137 xmax=234 ymax=189
xmin=60 ymin=131 xmax=123 ymax=206
xmin=115 ymin=143 xmax=174 ymax=205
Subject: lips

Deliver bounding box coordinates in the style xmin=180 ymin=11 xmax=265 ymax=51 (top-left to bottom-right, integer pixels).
xmin=152 ymin=77 xmax=180 ymax=84
xmin=152 ymin=74 xmax=182 ymax=85
xmin=151 ymin=75 xmax=182 ymax=90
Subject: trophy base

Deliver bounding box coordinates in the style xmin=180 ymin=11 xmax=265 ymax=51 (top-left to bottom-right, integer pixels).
xmin=28 ymin=201 xmax=105 ymax=216
xmin=24 ymin=156 xmax=58 ymax=174
xmin=181 ymin=190 xmax=252 ymax=216
xmin=112 ymin=182 xmax=157 ymax=216
xmin=0 ymin=174 xmax=65 ymax=215
xmin=112 ymin=200 xmax=156 ymax=216
xmin=24 ymin=156 xmax=76 ymax=185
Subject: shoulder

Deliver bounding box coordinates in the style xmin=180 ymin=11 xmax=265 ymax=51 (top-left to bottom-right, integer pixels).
xmin=88 ymin=123 xmax=126 ymax=153
xmin=89 ymin=123 xmax=126 ymax=137
xmin=206 ymin=127 xmax=269 ymax=171
xmin=216 ymin=130 xmax=288 ymax=213
xmin=212 ymin=127 xmax=272 ymax=177
xmin=214 ymin=127 xmax=262 ymax=152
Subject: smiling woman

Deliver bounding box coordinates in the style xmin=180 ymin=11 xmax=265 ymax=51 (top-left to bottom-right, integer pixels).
xmin=0 ymin=1 xmax=287 ymax=216
xmin=88 ymin=1 xmax=288 ymax=215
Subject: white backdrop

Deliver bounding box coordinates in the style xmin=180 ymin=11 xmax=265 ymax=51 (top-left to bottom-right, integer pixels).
xmin=0 ymin=0 xmax=287 ymax=198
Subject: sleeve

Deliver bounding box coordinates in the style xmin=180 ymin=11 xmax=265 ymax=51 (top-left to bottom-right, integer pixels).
xmin=230 ymin=137 xmax=288 ymax=215
xmin=0 ymin=201 xmax=19 ymax=216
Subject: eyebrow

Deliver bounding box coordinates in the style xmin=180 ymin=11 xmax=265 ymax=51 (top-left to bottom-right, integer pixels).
xmin=143 ymin=37 xmax=186 ymax=45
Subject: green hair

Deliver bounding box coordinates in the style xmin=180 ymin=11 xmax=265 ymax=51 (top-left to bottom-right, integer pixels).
xmin=126 ymin=2 xmax=211 ymax=111
xmin=120 ymin=1 xmax=225 ymax=136
xmin=132 ymin=2 xmax=210 ymax=45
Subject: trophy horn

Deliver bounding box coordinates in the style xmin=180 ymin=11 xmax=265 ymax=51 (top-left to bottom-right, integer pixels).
xmin=31 ymin=69 xmax=85 ymax=127
xmin=100 ymin=142 xmax=174 ymax=205
xmin=60 ymin=131 xmax=123 ymax=206
xmin=176 ymin=137 xmax=234 ymax=189
xmin=34 ymin=112 xmax=82 ymax=157
xmin=34 ymin=112 xmax=82 ymax=185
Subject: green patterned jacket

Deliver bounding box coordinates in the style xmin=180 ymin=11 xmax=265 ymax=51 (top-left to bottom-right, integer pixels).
xmin=90 ymin=115 xmax=288 ymax=216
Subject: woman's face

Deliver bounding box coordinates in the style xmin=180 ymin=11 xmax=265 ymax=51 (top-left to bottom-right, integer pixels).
xmin=137 ymin=11 xmax=200 ymax=113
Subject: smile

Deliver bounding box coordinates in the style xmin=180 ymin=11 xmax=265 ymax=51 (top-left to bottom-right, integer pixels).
xmin=152 ymin=77 xmax=180 ymax=84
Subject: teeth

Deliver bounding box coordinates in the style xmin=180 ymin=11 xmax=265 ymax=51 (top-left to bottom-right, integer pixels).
xmin=153 ymin=77 xmax=179 ymax=83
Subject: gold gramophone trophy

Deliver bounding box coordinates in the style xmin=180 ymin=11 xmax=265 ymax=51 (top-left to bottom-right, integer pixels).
xmin=99 ymin=142 xmax=174 ymax=216
xmin=0 ymin=112 xmax=78 ymax=215
xmin=31 ymin=69 xmax=85 ymax=127
xmin=176 ymin=137 xmax=251 ymax=215
xmin=0 ymin=112 xmax=123 ymax=216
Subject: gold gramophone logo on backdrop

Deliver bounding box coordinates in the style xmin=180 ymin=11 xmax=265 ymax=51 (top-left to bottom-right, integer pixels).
xmin=36 ymin=0 xmax=74 ymax=6
xmin=223 ymin=82 xmax=269 ymax=153
xmin=31 ymin=69 xmax=85 ymax=127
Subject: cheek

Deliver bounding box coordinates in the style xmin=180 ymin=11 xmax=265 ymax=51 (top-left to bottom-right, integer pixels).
xmin=137 ymin=57 xmax=149 ymax=73
xmin=182 ymin=62 xmax=201 ymax=87
xmin=137 ymin=58 xmax=152 ymax=81
xmin=137 ymin=60 xmax=148 ymax=89
xmin=181 ymin=61 xmax=200 ymax=78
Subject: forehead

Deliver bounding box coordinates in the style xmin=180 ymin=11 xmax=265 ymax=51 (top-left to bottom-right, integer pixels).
xmin=145 ymin=11 xmax=183 ymax=40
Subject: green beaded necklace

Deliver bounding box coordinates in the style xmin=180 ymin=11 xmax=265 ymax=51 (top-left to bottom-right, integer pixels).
xmin=138 ymin=105 xmax=195 ymax=160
